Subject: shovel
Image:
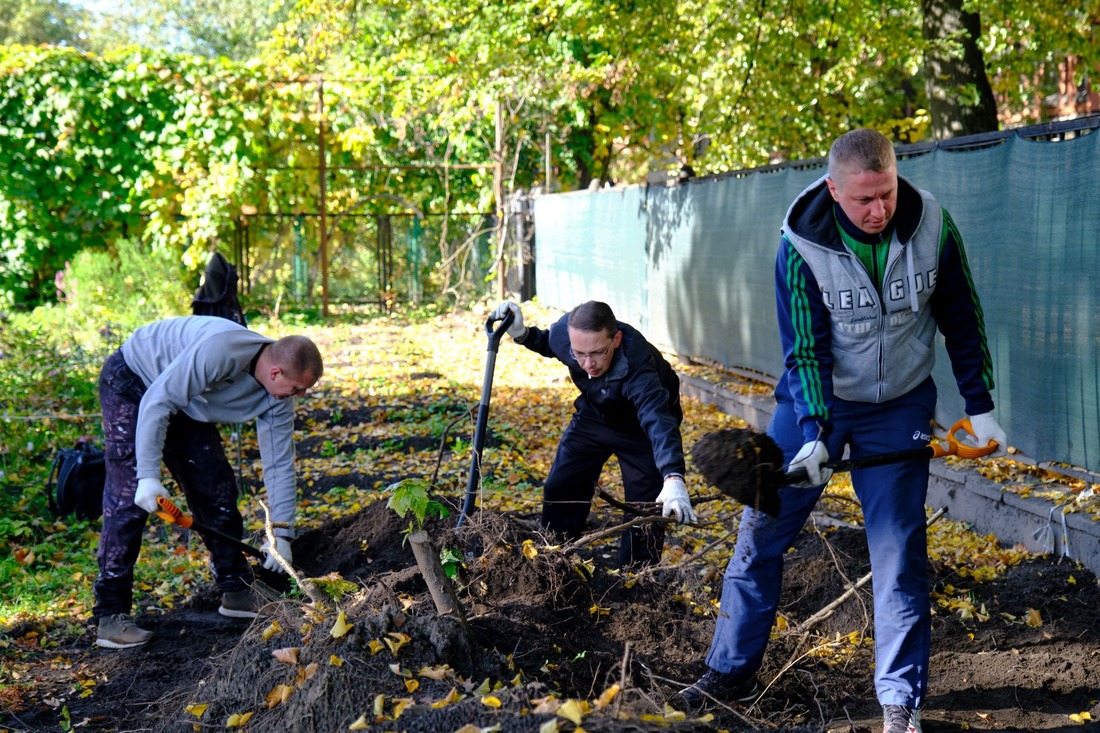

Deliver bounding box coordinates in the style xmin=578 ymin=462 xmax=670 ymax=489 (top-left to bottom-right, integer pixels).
xmin=155 ymin=496 xmax=265 ymax=560
xmin=692 ymin=417 xmax=1000 ymax=516
xmin=457 ymin=309 xmax=515 ymax=527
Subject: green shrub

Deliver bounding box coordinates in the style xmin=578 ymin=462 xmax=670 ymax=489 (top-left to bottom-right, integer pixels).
xmin=49 ymin=238 xmax=191 ymax=340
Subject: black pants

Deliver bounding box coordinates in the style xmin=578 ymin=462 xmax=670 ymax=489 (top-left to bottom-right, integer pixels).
xmin=93 ymin=350 xmax=252 ymax=618
xmin=540 ymin=413 xmax=665 ymax=566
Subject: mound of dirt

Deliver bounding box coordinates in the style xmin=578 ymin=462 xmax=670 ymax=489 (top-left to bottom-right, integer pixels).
xmin=7 ymin=496 xmax=1100 ymax=733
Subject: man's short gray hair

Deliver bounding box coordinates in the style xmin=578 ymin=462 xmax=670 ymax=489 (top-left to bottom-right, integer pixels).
xmin=828 ymin=128 xmax=896 ymax=180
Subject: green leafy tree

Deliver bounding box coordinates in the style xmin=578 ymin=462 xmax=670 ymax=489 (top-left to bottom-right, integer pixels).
xmin=0 ymin=0 xmax=87 ymax=46
xmin=123 ymin=0 xmax=293 ymax=60
xmin=0 ymin=46 xmax=278 ymax=306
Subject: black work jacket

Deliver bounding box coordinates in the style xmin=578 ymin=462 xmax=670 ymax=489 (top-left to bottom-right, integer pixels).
xmin=518 ymin=314 xmax=686 ymax=477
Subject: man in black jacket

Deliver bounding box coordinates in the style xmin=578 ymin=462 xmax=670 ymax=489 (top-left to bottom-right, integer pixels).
xmin=491 ymin=300 xmax=695 ymax=566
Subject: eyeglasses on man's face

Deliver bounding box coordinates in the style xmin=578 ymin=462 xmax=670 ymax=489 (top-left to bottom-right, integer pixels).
xmin=569 ymin=344 xmax=614 ymax=363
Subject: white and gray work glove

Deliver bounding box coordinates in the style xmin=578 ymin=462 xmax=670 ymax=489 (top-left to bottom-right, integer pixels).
xmin=656 ymin=475 xmax=697 ymax=524
xmin=969 ymin=411 xmax=1008 ymax=457
xmin=261 ymin=537 xmax=293 ymax=573
xmin=490 ymin=301 xmax=527 ymax=339
xmin=134 ymin=478 xmax=170 ymax=514
xmin=786 ymin=440 xmax=832 ymax=488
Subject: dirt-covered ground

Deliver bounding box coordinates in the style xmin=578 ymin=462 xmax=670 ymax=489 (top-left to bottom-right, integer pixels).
xmin=4 ymin=314 xmax=1100 ymax=732
xmin=7 ymin=458 xmax=1100 ymax=732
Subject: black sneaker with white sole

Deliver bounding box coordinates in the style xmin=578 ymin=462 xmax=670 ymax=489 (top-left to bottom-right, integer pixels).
xmin=218 ymin=589 xmax=261 ymax=619
xmin=673 ymin=668 xmax=761 ymax=713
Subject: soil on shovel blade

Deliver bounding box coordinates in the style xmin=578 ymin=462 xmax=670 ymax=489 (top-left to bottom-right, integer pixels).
xmin=5 ymin=494 xmax=1100 ymax=733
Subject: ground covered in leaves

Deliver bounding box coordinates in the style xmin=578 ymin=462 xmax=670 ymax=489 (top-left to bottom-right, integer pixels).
xmin=4 ymin=305 xmax=1100 ymax=733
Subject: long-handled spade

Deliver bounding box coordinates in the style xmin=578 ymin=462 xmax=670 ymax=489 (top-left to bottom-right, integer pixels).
xmin=692 ymin=417 xmax=1000 ymax=517
xmin=154 ymin=495 xmax=299 ymax=597
xmin=154 ymin=495 xmax=265 ymax=560
xmin=456 ymin=309 xmax=515 ymax=527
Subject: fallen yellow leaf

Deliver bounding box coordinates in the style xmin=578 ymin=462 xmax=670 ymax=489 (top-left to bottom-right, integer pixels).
xmin=384 ymin=631 xmax=412 ymax=656
xmin=348 ymin=713 xmax=369 ymax=729
xmin=331 ymin=610 xmax=353 ymax=638
xmin=418 ymin=664 xmax=452 ymax=679
xmin=265 ymin=684 xmax=295 ymax=708
xmin=595 ymin=683 xmax=620 ymax=709
xmin=431 ymin=687 xmax=463 ymax=708
xmin=329 ymin=655 xmax=345 ymax=666
xmin=298 ymin=663 xmax=319 ymax=684
xmin=482 ymin=695 xmax=503 ymax=708
xmin=225 ymin=710 xmax=254 ymax=727
xmin=261 ymin=620 xmax=282 ymax=640
xmin=185 ymin=703 xmax=208 ymax=718
xmin=392 ymin=697 xmax=414 ymax=718
xmin=557 ymin=699 xmax=590 ymax=725
xmin=272 ymin=647 xmax=300 ymax=665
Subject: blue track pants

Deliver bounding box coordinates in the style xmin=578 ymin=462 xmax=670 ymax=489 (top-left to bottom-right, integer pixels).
xmin=705 ymin=378 xmax=937 ymax=707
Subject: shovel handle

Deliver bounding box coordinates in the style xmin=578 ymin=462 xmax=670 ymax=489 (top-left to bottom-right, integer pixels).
xmin=460 ymin=309 xmax=516 ymax=528
xmin=947 ymin=417 xmax=999 ymax=459
xmin=485 ymin=309 xmax=515 ymax=344
xmin=787 ymin=417 xmax=999 ymax=482
xmin=154 ymin=496 xmax=265 ymax=560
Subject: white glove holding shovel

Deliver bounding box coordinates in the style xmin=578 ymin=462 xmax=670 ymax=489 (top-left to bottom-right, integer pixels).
xmin=969 ymin=411 xmax=1008 ymax=458
xmin=656 ymin=475 xmax=697 ymax=524
xmin=261 ymin=537 xmax=293 ymax=574
xmin=134 ymin=478 xmax=170 ymax=514
xmin=490 ymin=301 xmax=527 ymax=339
xmin=785 ymin=440 xmax=832 ymax=488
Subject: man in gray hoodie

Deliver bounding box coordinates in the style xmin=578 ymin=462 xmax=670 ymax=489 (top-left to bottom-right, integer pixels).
xmin=92 ymin=315 xmax=323 ymax=649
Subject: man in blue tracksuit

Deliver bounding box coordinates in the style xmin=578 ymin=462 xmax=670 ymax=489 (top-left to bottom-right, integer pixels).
xmin=677 ymin=129 xmax=1008 ymax=733
xmin=491 ymin=300 xmax=696 ymax=566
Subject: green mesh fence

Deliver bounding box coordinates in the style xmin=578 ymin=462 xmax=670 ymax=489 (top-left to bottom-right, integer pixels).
xmin=234 ymin=212 xmax=493 ymax=311
xmin=532 ymin=125 xmax=1100 ymax=473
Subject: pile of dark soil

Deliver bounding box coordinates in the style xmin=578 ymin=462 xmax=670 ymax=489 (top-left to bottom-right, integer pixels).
xmin=10 ymin=495 xmax=1097 ymax=733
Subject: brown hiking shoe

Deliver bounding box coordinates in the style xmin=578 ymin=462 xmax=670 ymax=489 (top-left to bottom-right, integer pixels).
xmin=219 ymin=589 xmax=262 ymax=619
xmin=95 ymin=613 xmax=153 ymax=649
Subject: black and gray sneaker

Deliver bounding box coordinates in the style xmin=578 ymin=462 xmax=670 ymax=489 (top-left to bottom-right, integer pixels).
xmin=674 ymin=668 xmax=761 ymax=712
xmin=218 ymin=589 xmax=261 ymax=619
xmin=95 ymin=613 xmax=153 ymax=649
xmin=882 ymin=704 xmax=922 ymax=733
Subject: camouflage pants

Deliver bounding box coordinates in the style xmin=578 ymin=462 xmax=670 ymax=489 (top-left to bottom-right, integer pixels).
xmin=93 ymin=349 xmax=253 ymax=618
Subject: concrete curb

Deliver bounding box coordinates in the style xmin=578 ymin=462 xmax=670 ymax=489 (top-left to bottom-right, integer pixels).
xmin=680 ymin=374 xmax=1100 ymax=578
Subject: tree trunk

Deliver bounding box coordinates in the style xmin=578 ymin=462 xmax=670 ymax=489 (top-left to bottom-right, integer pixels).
xmin=920 ymin=0 xmax=999 ymax=139
xmin=407 ymin=530 xmax=468 ymax=625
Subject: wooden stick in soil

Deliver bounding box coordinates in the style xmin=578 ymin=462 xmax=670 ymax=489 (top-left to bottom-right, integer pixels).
xmin=796 ymin=507 xmax=948 ymax=633
xmin=408 ymin=529 xmax=470 ymax=627
xmin=260 ymin=500 xmax=330 ymax=608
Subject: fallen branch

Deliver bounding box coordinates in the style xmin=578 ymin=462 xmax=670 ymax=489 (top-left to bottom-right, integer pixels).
xmin=565 ymin=515 xmax=674 ymax=550
xmin=260 ymin=500 xmax=330 ymax=608
xmin=595 ymin=487 xmax=659 ymax=517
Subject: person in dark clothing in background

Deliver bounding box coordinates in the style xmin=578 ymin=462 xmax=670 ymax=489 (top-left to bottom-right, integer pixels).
xmin=490 ymin=300 xmax=695 ymax=566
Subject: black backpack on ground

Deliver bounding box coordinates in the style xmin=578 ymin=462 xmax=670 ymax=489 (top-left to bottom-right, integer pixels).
xmin=191 ymin=252 xmax=246 ymax=326
xmin=47 ymin=439 xmax=106 ymax=521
